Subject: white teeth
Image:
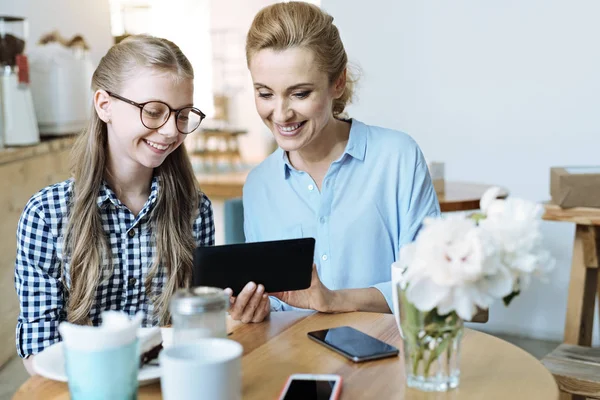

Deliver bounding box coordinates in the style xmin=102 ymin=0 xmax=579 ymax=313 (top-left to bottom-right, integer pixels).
xmin=145 ymin=140 xmax=169 ymax=150
xmin=279 ymin=122 xmax=303 ymax=132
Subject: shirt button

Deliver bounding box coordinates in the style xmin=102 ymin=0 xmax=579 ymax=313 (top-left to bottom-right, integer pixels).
xmin=128 ymin=230 xmax=135 ymax=238
xmin=128 ymin=278 xmax=137 ymax=287
xmin=319 ymin=217 xmax=326 ymax=223
xmin=308 ymin=184 xmax=314 ymax=191
xmin=321 ymin=254 xmax=328 ymax=261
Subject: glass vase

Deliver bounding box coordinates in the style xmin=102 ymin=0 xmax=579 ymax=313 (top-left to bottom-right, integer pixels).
xmin=398 ymin=290 xmax=464 ymax=392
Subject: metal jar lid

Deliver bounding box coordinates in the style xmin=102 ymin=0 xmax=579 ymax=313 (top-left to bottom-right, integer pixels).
xmin=169 ymin=287 xmax=228 ymax=315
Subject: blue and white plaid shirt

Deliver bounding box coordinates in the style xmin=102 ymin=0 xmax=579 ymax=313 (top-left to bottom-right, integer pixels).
xmin=14 ymin=177 xmax=214 ymax=358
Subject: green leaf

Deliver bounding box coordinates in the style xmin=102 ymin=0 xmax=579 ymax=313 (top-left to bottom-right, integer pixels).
xmin=424 ymin=308 xmax=447 ymax=325
xmin=503 ymin=290 xmax=520 ymax=306
xmin=469 ymin=212 xmax=487 ymax=223
xmin=423 ymin=324 xmax=463 ymax=377
xmin=399 ymin=289 xmax=421 ymax=328
xmin=434 ymin=336 xmax=452 ymax=361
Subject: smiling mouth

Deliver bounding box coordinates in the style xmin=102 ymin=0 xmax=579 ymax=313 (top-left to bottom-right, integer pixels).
xmin=144 ymin=139 xmax=171 ymax=151
xmin=275 ymin=121 xmax=306 ymax=136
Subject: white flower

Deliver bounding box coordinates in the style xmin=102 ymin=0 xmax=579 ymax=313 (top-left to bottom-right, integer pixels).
xmin=407 ymin=216 xmax=492 ymax=286
xmin=478 ymin=194 xmax=555 ymax=286
xmin=400 ymin=215 xmax=514 ymax=319
xmin=395 ymin=189 xmax=554 ymax=321
xmin=480 ymin=186 xmax=504 ymax=215
xmin=404 ymin=264 xmax=514 ymax=320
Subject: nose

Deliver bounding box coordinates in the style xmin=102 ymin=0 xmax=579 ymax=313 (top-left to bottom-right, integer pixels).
xmin=273 ymin=98 xmax=293 ymax=121
xmin=157 ymin=111 xmax=179 ymax=138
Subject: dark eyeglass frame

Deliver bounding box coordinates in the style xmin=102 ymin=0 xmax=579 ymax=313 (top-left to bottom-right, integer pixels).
xmin=106 ymin=91 xmax=206 ymax=134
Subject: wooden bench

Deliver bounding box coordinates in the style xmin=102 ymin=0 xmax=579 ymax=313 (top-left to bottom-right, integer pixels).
xmin=543 ymin=344 xmax=600 ymax=400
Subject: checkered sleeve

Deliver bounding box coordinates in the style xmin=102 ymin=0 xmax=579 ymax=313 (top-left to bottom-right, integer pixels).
xmin=194 ymin=192 xmax=215 ymax=247
xmin=14 ymin=197 xmax=65 ymax=358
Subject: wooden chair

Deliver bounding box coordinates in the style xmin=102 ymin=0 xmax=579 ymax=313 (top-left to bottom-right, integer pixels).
xmin=542 ymin=343 xmax=600 ymax=400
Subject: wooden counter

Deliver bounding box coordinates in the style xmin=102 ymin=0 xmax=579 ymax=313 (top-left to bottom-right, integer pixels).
xmin=0 ymin=136 xmax=77 ymax=166
xmin=0 ymin=135 xmax=77 ymax=368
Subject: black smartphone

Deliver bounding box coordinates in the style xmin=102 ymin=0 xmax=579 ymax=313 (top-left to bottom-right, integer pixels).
xmin=307 ymin=326 xmax=399 ymax=363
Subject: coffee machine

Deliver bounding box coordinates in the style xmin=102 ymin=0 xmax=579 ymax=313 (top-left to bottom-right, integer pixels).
xmin=0 ymin=16 xmax=40 ymax=148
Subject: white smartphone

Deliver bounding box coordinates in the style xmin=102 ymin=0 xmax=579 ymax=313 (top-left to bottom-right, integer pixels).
xmin=278 ymin=374 xmax=342 ymax=400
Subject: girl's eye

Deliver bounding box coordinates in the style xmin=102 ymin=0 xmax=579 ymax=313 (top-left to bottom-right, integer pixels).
xmin=258 ymin=92 xmax=272 ymax=99
xmin=143 ymin=110 xmax=163 ymax=119
xmin=293 ymin=91 xmax=311 ymax=99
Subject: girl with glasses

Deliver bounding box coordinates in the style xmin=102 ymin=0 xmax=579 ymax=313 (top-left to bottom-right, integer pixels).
xmin=228 ymin=2 xmax=440 ymax=323
xmin=15 ymin=34 xmax=214 ymax=374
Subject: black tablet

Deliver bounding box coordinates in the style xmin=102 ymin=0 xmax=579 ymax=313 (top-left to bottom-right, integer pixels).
xmin=192 ymin=238 xmax=315 ymax=296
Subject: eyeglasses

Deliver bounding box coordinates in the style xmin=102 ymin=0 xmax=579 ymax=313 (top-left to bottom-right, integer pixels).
xmin=106 ymin=91 xmax=205 ymax=134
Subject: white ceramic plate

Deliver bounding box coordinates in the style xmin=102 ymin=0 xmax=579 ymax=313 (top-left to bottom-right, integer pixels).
xmin=33 ymin=327 xmax=171 ymax=386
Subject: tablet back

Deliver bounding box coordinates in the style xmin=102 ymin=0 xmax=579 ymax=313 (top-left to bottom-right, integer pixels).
xmin=193 ymin=238 xmax=315 ymax=296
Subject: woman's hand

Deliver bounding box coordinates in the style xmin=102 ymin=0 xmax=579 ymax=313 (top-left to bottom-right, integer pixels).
xmin=225 ymin=282 xmax=270 ymax=323
xmin=271 ymin=264 xmax=335 ymax=312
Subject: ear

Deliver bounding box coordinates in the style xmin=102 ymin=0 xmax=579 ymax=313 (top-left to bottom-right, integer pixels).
xmin=332 ymin=68 xmax=347 ymax=99
xmin=94 ymin=89 xmax=112 ymax=123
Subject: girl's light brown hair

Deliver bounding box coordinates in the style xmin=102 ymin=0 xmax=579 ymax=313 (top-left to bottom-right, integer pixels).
xmin=64 ymin=34 xmax=198 ymax=326
xmin=246 ymin=1 xmax=355 ymax=117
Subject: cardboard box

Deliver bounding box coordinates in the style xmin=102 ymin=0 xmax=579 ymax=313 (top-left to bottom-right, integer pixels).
xmin=550 ymin=167 xmax=600 ymax=208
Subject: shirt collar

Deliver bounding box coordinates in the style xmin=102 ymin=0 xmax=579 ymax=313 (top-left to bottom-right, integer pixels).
xmin=96 ymin=175 xmax=160 ymax=208
xmin=279 ymin=118 xmax=367 ymax=179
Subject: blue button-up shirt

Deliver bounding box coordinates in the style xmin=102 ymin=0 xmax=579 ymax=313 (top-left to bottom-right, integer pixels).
xmin=242 ymin=119 xmax=440 ymax=311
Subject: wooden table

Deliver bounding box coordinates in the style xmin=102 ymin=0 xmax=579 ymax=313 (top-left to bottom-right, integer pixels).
xmin=197 ymin=172 xmax=508 ymax=212
xmin=437 ymin=182 xmax=508 ymax=212
xmin=543 ymin=203 xmax=600 ymax=346
xmin=14 ymin=311 xmax=557 ymax=400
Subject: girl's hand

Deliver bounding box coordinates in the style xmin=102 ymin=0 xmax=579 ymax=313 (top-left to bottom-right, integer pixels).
xmin=225 ymin=282 xmax=270 ymax=323
xmin=271 ymin=264 xmax=334 ymax=312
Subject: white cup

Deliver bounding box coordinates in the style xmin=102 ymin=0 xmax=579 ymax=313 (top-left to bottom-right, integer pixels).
xmin=160 ymin=338 xmax=243 ymax=400
xmin=391 ymin=261 xmax=406 ymax=337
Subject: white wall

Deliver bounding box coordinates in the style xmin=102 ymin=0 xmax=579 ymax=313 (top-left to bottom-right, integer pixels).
xmin=322 ymin=0 xmax=600 ymax=341
xmin=1 ymin=0 xmax=113 ymax=66
xmin=151 ymin=0 xmax=214 ymax=116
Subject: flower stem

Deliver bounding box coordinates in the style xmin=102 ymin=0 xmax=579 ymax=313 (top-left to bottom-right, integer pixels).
xmin=412 ymin=346 xmax=424 ymax=376
xmin=424 ymin=348 xmax=435 ymax=377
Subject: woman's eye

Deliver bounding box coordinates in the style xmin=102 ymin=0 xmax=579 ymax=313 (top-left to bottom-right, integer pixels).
xmin=293 ymin=91 xmax=311 ymax=99
xmin=258 ymin=92 xmax=272 ymax=99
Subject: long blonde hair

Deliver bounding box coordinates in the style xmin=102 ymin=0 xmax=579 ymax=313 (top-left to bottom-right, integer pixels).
xmin=246 ymin=1 xmax=356 ymax=117
xmin=64 ymin=35 xmax=199 ymax=326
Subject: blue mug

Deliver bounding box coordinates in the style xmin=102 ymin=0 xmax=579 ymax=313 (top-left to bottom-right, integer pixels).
xmin=63 ymin=338 xmax=139 ymax=400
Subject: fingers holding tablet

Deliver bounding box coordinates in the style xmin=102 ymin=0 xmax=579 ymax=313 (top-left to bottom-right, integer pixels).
xmin=252 ymin=294 xmax=270 ymax=323
xmin=224 ymin=287 xmax=235 ymax=306
xmin=227 ymin=282 xmax=271 ymax=323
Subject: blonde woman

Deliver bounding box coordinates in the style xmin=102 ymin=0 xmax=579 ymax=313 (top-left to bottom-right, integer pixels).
xmin=15 ymin=35 xmax=214 ymax=375
xmin=228 ymin=2 xmax=440 ymax=323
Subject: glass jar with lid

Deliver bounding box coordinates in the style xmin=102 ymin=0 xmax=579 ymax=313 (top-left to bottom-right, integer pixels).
xmin=170 ymin=287 xmax=229 ymax=345
xmin=0 ymin=16 xmax=27 ymax=68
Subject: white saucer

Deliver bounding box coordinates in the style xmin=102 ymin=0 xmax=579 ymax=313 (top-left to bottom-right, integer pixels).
xmin=33 ymin=327 xmax=171 ymax=386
